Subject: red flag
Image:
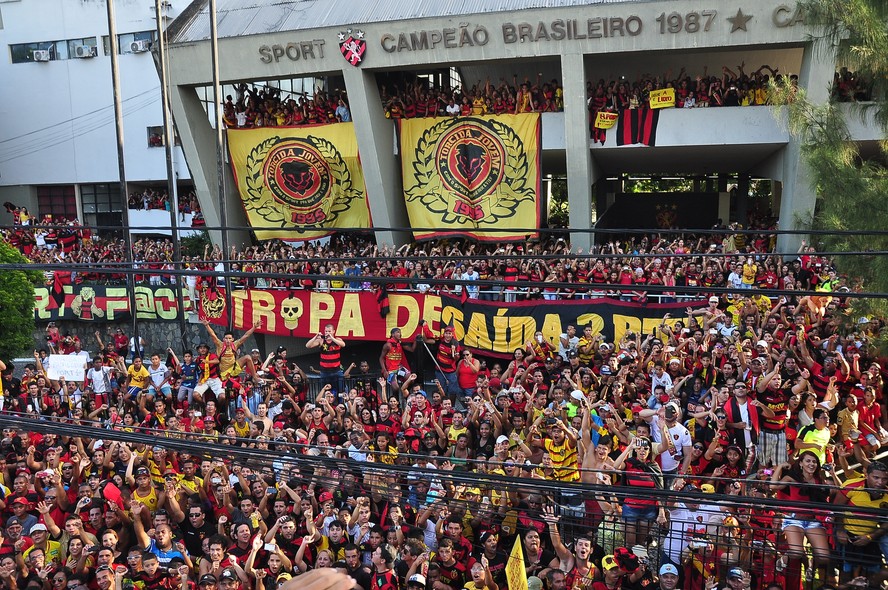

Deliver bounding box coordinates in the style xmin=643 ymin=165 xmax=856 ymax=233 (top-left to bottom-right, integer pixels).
xmin=616 ymin=107 xmax=660 ymax=147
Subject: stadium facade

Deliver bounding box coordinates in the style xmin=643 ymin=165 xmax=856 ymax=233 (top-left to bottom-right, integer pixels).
xmin=0 ymin=0 xmax=197 ymax=237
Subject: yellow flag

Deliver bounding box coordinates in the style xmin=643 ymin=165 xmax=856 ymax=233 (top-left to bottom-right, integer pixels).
xmin=227 ymin=124 xmax=371 ymax=241
xmin=594 ymin=111 xmax=618 ymax=129
xmin=649 ymin=87 xmax=676 ymax=109
xmin=505 ymin=536 xmax=528 ymax=590
xmin=400 ymin=114 xmax=541 ymax=241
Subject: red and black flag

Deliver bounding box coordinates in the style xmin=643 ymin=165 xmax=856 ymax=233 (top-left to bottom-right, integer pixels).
xmin=616 ymin=107 xmax=660 ymax=147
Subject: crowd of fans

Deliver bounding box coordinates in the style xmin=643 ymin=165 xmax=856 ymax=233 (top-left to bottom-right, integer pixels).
xmin=219 ymin=63 xmax=871 ymax=130
xmin=831 ymin=69 xmax=873 ymax=103
xmin=1 ymin=262 xmax=887 ymax=590
xmin=4 ymin=198 xmax=818 ymax=304
xmin=126 ymin=189 xmax=202 ymax=221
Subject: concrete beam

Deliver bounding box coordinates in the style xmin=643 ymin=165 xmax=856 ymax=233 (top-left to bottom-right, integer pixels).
xmin=561 ymin=52 xmax=594 ymax=252
xmin=342 ymin=67 xmax=409 ymax=246
xmin=169 ymin=85 xmax=249 ymax=247
xmin=776 ymin=41 xmax=835 ymax=255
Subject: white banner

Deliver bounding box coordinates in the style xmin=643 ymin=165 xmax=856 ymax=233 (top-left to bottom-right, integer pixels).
xmin=46 ymin=355 xmax=87 ymax=382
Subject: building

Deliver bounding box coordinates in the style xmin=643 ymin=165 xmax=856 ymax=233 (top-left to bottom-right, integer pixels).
xmin=157 ymin=0 xmax=882 ymax=254
xmin=0 ymin=0 xmax=195 ymax=237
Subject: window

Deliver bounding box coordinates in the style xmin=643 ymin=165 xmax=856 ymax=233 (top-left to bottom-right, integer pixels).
xmin=102 ymin=31 xmax=156 ymax=56
xmin=147 ymin=126 xmax=164 ymax=148
xmin=194 ymin=77 xmax=320 ymax=128
xmin=81 ymin=183 xmax=124 ymax=235
xmin=67 ymin=37 xmax=97 ymax=58
xmin=36 ymin=186 xmax=77 ymax=220
xmin=10 ymin=40 xmax=68 ymax=63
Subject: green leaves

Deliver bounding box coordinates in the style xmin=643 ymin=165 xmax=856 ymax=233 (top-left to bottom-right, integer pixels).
xmin=0 ymin=241 xmax=40 ymax=360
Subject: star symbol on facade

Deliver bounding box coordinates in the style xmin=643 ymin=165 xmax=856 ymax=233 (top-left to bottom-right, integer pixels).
xmin=337 ymin=32 xmax=345 ymax=41
xmin=727 ymin=8 xmax=752 ymax=32
xmin=346 ymin=28 xmax=352 ymax=35
xmin=356 ymin=30 xmax=365 ymax=39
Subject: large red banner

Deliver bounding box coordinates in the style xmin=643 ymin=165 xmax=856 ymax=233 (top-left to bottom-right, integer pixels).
xmin=200 ymin=289 xmax=705 ymax=354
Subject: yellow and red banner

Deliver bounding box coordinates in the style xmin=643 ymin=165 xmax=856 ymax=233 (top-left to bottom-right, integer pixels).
xmin=399 ymin=114 xmax=541 ymax=242
xmin=594 ymin=111 xmax=619 ymax=129
xmin=197 ymin=288 xmax=705 ymax=355
xmin=228 ymin=124 xmax=371 ymax=241
xmin=649 ymin=88 xmax=676 ymax=109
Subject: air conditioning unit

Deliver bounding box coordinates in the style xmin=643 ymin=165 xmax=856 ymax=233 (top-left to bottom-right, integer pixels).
xmin=33 ymin=50 xmax=51 ymax=62
xmin=130 ymin=40 xmax=150 ymax=53
xmin=73 ymin=44 xmax=95 ymax=58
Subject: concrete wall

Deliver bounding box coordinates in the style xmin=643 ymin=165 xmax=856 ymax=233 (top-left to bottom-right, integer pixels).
xmin=0 ymin=0 xmax=190 ymax=187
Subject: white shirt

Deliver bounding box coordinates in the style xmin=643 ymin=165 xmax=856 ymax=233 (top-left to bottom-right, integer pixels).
xmin=736 ymin=400 xmax=753 ymax=446
xmin=86 ymin=366 xmax=113 ymax=394
xmin=558 ymin=334 xmax=580 ymax=361
xmin=651 ymin=416 xmax=692 ymax=472
xmin=461 ymin=270 xmax=480 ymax=298
xmin=148 ymin=363 xmax=169 ymax=388
xmin=663 ymin=503 xmax=721 ymax=562
xmin=651 ymin=371 xmax=674 ymax=394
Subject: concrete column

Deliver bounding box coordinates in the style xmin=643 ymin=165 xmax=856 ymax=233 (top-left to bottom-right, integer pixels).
xmin=561 ymin=52 xmax=595 ymax=252
xmin=342 ymin=67 xmax=409 ymax=247
xmin=776 ymin=41 xmax=835 ymax=254
xmin=168 ymin=85 xmax=249 ymax=247
xmin=736 ymin=173 xmax=750 ymax=226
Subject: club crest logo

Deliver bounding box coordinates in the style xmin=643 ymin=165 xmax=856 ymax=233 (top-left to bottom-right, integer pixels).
xmin=338 ymin=28 xmax=366 ymax=67
xmin=243 ymin=135 xmax=360 ymax=227
xmin=405 ymin=117 xmax=535 ymax=225
xmin=264 ymin=140 xmax=331 ymax=211
xmin=436 ymin=122 xmax=505 ymax=201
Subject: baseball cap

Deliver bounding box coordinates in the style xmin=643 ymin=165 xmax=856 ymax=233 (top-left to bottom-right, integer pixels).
xmin=12 ymin=497 xmax=28 ymax=505
xmin=700 ymin=484 xmax=716 ymax=494
xmin=601 ymin=555 xmax=619 ymax=571
xmin=709 ymin=296 xmax=719 ymax=304
xmin=631 ymin=403 xmax=644 ymax=414
xmin=235 ymin=407 xmax=246 ymax=414
xmin=277 ymin=574 xmax=292 ymax=583
xmin=659 ymin=564 xmax=679 ymax=576
xmin=756 ymin=340 xmax=768 ymax=348
xmin=199 ymin=575 xmax=217 ymax=586
xmin=600 ymin=365 xmax=612 ymax=375
xmin=273 ymin=421 xmax=285 ymax=429
xmin=219 ymin=568 xmax=238 ymax=582
xmin=728 ymin=567 xmax=745 ymax=580
xmin=496 ymin=435 xmax=509 ymax=445
xmin=31 ymin=523 xmax=47 ymax=533
xmin=135 ymin=466 xmax=150 ymax=476
xmin=318 ymin=491 xmax=334 ymax=504
xmin=408 ymin=574 xmax=426 ymax=587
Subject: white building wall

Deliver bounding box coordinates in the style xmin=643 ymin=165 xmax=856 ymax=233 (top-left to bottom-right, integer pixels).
xmin=0 ymin=0 xmax=190 ymax=189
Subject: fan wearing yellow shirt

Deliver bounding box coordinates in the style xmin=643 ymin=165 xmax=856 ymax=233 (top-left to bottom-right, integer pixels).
xmin=528 ymin=415 xmax=578 ymax=482
xmin=833 ymin=461 xmax=888 ymax=578
xmin=125 ymin=357 xmax=151 ymax=399
xmin=463 ymin=558 xmax=499 ymax=590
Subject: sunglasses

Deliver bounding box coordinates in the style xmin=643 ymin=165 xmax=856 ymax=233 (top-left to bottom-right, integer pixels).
xmin=693 ymin=445 xmax=705 ymax=451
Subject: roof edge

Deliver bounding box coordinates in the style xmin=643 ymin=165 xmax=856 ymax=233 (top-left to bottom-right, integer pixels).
xmin=166 ymin=0 xmax=208 ymax=44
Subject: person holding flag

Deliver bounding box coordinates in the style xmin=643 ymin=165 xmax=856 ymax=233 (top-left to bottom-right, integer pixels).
xmin=420 ymin=320 xmax=461 ymax=398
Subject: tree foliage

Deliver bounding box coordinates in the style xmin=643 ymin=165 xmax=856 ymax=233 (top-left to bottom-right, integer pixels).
xmin=774 ymin=0 xmax=888 ymax=324
xmin=0 ymin=240 xmax=42 ymax=360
